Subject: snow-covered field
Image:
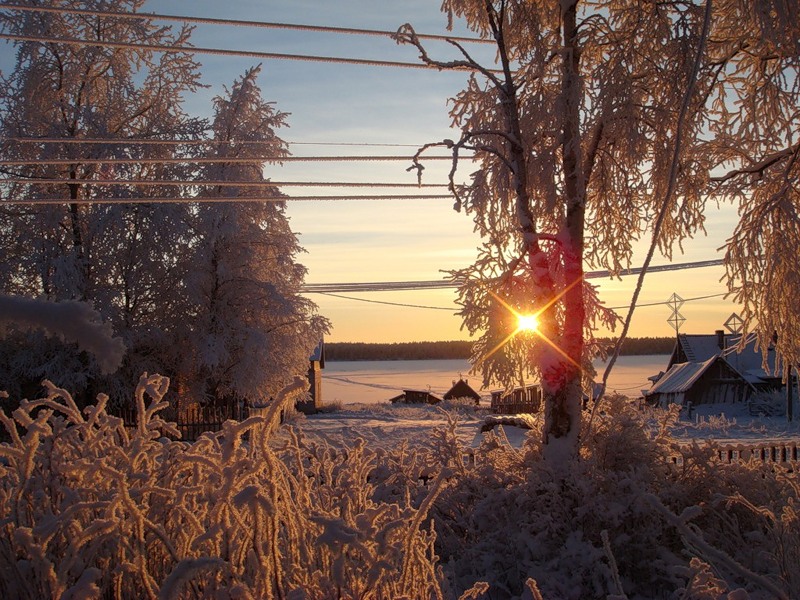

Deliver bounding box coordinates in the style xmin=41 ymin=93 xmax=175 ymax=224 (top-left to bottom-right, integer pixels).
xmin=296 ymin=395 xmax=800 ymax=451
xmin=314 ymin=356 xmax=800 ymax=458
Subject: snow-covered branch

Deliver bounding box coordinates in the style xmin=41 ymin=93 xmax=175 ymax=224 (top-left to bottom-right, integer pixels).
xmin=711 ymin=143 xmax=800 ymax=184
xmin=393 ymin=23 xmax=502 ymax=86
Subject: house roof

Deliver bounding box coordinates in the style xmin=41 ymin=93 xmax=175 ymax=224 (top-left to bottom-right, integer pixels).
xmin=444 ymin=379 xmax=481 ymax=401
xmin=673 ymin=333 xmax=778 ymax=381
xmin=393 ymin=390 xmax=443 ymax=404
xmin=309 ymin=340 xmax=325 ymax=367
xmin=645 ymin=356 xmax=718 ymax=396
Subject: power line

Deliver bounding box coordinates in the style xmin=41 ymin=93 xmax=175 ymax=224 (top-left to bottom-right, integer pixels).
xmin=289 ymin=141 xmax=423 ymax=148
xmin=302 ymin=259 xmax=726 ymax=292
xmin=6 ymin=137 xmax=425 ymax=148
xmin=0 ymin=33 xmax=499 ymax=72
xmin=310 ymin=291 xmax=730 ymax=313
xmin=0 ymin=156 xmax=458 ymax=166
xmin=5 ymin=137 xmax=282 ymax=146
xmin=0 ymin=178 xmax=449 ymax=188
xmin=318 ymin=292 xmax=455 ymax=311
xmin=0 ymin=3 xmax=492 ymax=45
xmin=608 ymin=293 xmax=725 ymax=310
xmin=0 ymin=194 xmax=453 ymax=205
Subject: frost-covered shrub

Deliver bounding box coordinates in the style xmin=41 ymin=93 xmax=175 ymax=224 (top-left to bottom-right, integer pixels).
xmin=0 ymin=375 xmax=445 ymax=599
xmin=747 ymin=389 xmax=786 ymax=417
xmin=316 ymin=399 xmax=344 ymax=414
xmin=4 ymin=379 xmax=797 ymax=599
xmin=430 ymin=395 xmax=799 ymax=600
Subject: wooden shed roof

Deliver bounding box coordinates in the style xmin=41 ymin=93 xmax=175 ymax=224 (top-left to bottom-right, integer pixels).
xmin=444 ymin=379 xmax=481 ymax=401
xmin=645 ymin=357 xmax=718 ymax=396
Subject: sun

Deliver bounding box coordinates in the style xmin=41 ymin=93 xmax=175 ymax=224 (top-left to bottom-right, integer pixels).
xmin=516 ymin=313 xmax=540 ymax=333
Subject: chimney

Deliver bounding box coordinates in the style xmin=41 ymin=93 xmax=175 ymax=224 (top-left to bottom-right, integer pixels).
xmin=716 ymin=329 xmax=725 ymax=351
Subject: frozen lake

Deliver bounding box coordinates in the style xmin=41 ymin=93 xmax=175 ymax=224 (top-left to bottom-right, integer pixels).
xmin=322 ymin=354 xmax=670 ymax=405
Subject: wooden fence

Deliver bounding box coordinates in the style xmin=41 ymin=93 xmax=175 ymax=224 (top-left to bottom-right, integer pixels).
xmin=490 ymin=385 xmax=541 ymax=415
xmin=671 ymin=440 xmax=800 ymax=467
xmin=113 ymin=404 xmax=245 ymax=441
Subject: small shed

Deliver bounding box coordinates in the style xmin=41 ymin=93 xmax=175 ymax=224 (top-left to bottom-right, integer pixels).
xmin=390 ymin=389 xmax=442 ymax=405
xmin=444 ymin=378 xmax=481 ymax=405
xmin=490 ymin=384 xmax=541 ymax=414
xmin=297 ymin=340 xmax=325 ymax=414
xmin=644 ymin=355 xmax=755 ymax=408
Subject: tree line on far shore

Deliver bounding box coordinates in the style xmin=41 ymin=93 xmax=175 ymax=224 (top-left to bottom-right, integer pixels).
xmin=326 ymin=337 xmax=676 ymax=361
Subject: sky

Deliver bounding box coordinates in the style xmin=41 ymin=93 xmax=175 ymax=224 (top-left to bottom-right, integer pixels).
xmin=6 ymin=1 xmax=746 ymax=343
xmin=154 ymin=0 xmax=746 ymax=343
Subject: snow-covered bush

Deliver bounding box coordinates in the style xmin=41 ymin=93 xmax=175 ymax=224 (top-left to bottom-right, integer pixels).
xmin=429 ymin=395 xmax=799 ymax=599
xmin=747 ymin=389 xmax=786 ymax=418
xmin=439 ymin=397 xmax=481 ymax=414
xmin=0 ymin=375 xmax=444 ymax=599
xmin=316 ymin=399 xmax=344 ymax=414
xmin=3 ymin=380 xmax=797 ymax=599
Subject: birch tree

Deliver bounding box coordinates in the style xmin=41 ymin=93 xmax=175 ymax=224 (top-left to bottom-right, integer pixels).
xmin=397 ymin=0 xmax=799 ymax=459
xmin=0 ymin=0 xmax=204 ymax=398
xmin=185 ymin=67 xmax=330 ymax=406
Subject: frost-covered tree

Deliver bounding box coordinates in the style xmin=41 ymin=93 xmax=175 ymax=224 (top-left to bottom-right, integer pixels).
xmin=0 ymin=0 xmax=205 ymax=398
xmin=397 ymin=0 xmax=799 ymax=459
xmin=185 ymin=66 xmax=329 ymax=406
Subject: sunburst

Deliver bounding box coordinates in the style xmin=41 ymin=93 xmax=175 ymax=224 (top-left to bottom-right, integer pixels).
xmin=474 ymin=275 xmax=584 ymax=371
xmin=516 ymin=313 xmax=540 ymax=333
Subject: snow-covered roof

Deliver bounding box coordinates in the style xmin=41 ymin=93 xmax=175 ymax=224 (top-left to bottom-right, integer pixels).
xmin=309 ymin=340 xmax=325 ymax=365
xmin=391 ymin=390 xmax=443 ymax=404
xmin=645 ymin=356 xmax=718 ymax=396
xmin=674 ymin=333 xmax=778 ymax=380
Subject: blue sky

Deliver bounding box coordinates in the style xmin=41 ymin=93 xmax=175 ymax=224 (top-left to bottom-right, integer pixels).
xmin=5 ymin=1 xmax=745 ymax=342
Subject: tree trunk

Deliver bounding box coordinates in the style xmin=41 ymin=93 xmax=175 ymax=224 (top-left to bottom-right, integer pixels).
xmin=68 ymin=168 xmax=88 ymax=301
xmin=541 ymin=0 xmax=586 ymax=461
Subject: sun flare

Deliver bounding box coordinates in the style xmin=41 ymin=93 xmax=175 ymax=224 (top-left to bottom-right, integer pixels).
xmin=516 ymin=313 xmax=540 ymax=332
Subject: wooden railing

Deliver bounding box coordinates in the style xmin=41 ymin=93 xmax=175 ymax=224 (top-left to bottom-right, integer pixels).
xmin=672 ymin=440 xmax=800 ymax=467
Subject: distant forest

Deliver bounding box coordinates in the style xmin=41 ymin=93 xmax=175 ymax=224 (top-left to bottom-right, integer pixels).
xmin=325 ymin=337 xmax=676 ymax=361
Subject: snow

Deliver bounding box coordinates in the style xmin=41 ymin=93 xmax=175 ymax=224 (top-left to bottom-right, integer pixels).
xmin=296 ymin=397 xmax=800 ymax=453
xmin=670 ymin=400 xmax=800 ymax=443
xmin=301 ymin=402 xmax=484 ymax=449
xmin=0 ymin=295 xmax=125 ymax=374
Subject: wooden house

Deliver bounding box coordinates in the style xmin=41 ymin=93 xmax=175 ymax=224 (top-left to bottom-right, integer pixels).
xmin=444 ymin=378 xmax=481 ymax=405
xmin=644 ymin=355 xmax=755 ymax=408
xmin=490 ymin=384 xmax=541 ymax=414
xmin=296 ymin=340 xmax=325 ymax=414
xmin=668 ymin=330 xmax=782 ymax=391
xmin=389 ymin=389 xmax=442 ymax=405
